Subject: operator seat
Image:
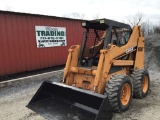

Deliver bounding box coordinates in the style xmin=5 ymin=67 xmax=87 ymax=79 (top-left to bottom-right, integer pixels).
xmin=89 ymin=32 xmax=106 ymax=66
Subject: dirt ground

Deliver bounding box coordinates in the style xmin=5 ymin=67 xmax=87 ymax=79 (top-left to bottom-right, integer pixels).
xmin=0 ymin=70 xmax=160 ymax=120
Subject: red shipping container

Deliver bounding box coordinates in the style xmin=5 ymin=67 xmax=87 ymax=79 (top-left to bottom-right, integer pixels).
xmin=0 ymin=10 xmax=84 ymax=76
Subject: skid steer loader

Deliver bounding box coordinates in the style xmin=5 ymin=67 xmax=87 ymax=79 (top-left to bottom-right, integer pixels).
xmin=27 ymin=19 xmax=150 ymax=120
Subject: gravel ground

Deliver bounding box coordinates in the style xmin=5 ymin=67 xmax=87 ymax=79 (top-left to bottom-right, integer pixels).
xmin=0 ymin=72 xmax=62 ymax=120
xmin=0 ymin=79 xmax=44 ymax=120
xmin=0 ymin=70 xmax=160 ymax=120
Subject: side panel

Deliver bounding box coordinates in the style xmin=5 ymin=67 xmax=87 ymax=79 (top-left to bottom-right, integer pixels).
xmin=134 ymin=37 xmax=144 ymax=69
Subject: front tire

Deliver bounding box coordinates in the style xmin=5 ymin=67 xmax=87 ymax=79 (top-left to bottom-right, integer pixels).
xmin=105 ymin=74 xmax=132 ymax=112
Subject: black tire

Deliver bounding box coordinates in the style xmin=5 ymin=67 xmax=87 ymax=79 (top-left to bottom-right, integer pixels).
xmin=131 ymin=69 xmax=150 ymax=98
xmin=105 ymin=74 xmax=132 ymax=112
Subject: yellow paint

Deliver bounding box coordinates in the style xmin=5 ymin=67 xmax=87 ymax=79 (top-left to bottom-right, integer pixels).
xmin=63 ymin=25 xmax=145 ymax=94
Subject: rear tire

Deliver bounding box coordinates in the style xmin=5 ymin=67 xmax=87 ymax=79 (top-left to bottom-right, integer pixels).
xmin=131 ymin=69 xmax=150 ymax=98
xmin=105 ymin=74 xmax=132 ymax=112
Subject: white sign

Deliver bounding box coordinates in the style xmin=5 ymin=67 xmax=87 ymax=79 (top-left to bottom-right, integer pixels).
xmin=35 ymin=26 xmax=67 ymax=48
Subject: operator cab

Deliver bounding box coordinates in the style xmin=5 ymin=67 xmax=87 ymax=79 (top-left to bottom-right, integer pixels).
xmin=79 ymin=19 xmax=132 ymax=67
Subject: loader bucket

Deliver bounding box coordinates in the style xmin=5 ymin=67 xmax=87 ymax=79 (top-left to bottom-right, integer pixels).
xmin=27 ymin=81 xmax=112 ymax=120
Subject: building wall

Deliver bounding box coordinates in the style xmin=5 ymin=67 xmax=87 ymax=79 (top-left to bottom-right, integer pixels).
xmin=0 ymin=11 xmax=84 ymax=76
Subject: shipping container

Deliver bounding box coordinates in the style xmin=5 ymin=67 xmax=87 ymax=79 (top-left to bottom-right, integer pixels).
xmin=0 ymin=10 xmax=84 ymax=76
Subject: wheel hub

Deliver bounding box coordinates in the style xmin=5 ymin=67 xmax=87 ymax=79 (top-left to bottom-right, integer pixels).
xmin=142 ymin=76 xmax=149 ymax=93
xmin=120 ymin=83 xmax=131 ymax=106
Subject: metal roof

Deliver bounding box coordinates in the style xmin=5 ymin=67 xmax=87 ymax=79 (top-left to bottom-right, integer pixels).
xmin=82 ymin=18 xmax=131 ymax=31
xmin=0 ymin=10 xmax=83 ymax=21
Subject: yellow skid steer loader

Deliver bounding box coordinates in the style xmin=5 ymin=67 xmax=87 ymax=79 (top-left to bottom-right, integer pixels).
xmin=27 ymin=19 xmax=150 ymax=120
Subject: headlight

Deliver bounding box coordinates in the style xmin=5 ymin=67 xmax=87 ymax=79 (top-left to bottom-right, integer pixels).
xmin=82 ymin=22 xmax=86 ymax=26
xmin=100 ymin=19 xmax=105 ymax=24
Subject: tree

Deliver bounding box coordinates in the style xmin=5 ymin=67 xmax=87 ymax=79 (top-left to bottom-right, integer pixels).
xmin=93 ymin=14 xmax=100 ymax=19
xmin=62 ymin=13 xmax=85 ymax=19
xmin=141 ymin=19 xmax=153 ymax=36
xmin=141 ymin=22 xmax=148 ymax=36
xmin=127 ymin=11 xmax=144 ymax=27
xmin=5 ymin=6 xmax=12 ymax=11
xmin=126 ymin=11 xmax=154 ymax=36
xmin=153 ymin=25 xmax=160 ymax=34
xmin=71 ymin=13 xmax=80 ymax=19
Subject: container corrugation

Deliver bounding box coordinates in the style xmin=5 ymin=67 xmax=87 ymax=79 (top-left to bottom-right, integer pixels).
xmin=0 ymin=11 xmax=84 ymax=76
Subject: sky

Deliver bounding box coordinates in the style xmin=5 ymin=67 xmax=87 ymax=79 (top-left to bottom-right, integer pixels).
xmin=0 ymin=0 xmax=160 ymax=25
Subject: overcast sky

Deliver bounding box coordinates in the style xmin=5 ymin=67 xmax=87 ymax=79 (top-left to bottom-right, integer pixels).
xmin=0 ymin=0 xmax=160 ymax=25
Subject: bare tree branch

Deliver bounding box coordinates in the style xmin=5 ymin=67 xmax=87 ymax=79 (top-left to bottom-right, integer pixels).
xmin=93 ymin=14 xmax=100 ymax=19
xmin=5 ymin=6 xmax=12 ymax=11
xmin=127 ymin=11 xmax=144 ymax=27
xmin=62 ymin=13 xmax=85 ymax=19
